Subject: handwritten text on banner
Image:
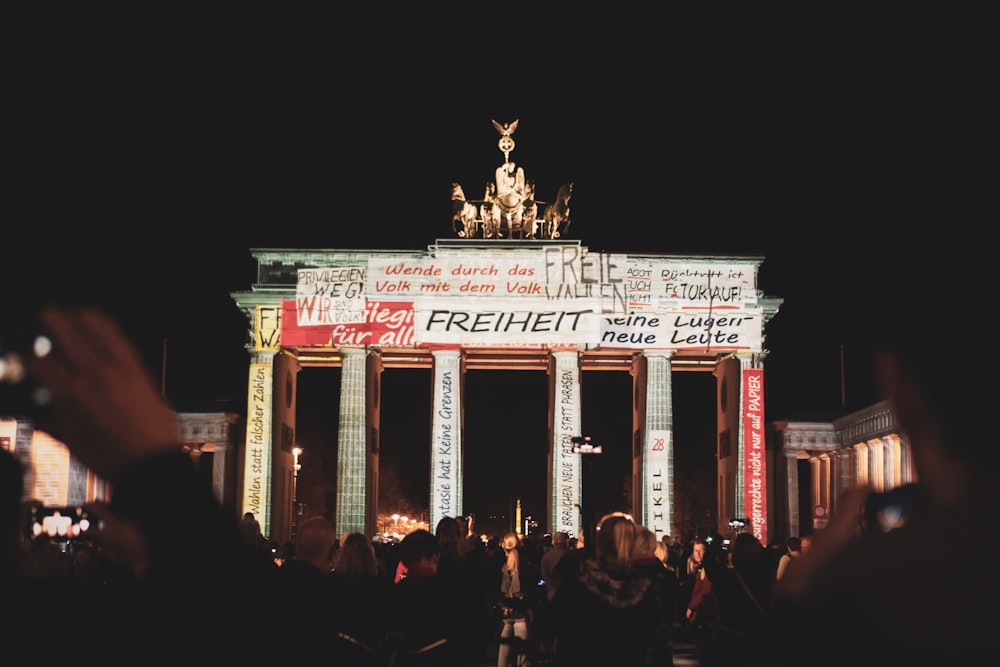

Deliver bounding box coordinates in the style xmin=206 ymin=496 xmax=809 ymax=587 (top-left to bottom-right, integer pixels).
xmin=282 ymin=251 xmax=763 ymax=351
xmin=742 ymin=368 xmax=767 ymax=544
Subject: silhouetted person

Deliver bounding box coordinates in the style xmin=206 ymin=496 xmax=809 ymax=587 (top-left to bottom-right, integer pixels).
xmin=706 ymin=532 xmax=771 ymax=666
xmin=437 ymin=515 xmax=495 ymax=661
xmin=539 ymin=530 xmax=573 ymax=603
xmin=547 ymin=513 xmax=670 ymax=666
xmin=381 ymin=528 xmax=484 ymax=666
xmin=632 ymin=525 xmax=679 ymax=666
xmin=685 ymin=536 xmax=722 ymax=666
xmin=277 ymin=514 xmax=339 ymax=622
xmin=329 ymin=531 xmax=392 ymax=650
xmin=238 ymin=511 xmax=269 ymax=553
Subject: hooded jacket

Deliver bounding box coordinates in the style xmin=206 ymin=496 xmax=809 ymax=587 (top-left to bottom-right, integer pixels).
xmin=548 ymin=558 xmax=671 ymax=666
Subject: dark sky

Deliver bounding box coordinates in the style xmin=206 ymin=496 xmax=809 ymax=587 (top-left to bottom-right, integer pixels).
xmin=5 ymin=34 xmax=982 ymax=530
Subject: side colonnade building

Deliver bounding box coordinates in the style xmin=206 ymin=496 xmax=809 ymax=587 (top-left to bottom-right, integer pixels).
xmin=770 ymin=399 xmax=915 ymax=539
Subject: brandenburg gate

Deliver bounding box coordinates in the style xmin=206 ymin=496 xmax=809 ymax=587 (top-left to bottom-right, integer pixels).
xmin=229 ymin=121 xmax=783 ymax=545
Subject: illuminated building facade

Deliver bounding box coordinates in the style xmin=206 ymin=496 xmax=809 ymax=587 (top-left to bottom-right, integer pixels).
xmin=770 ymin=399 xmax=914 ymax=541
xmin=230 ymin=241 xmax=783 ymax=545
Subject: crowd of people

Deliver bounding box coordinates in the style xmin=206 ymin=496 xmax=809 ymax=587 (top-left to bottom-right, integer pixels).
xmin=3 ymin=271 xmax=998 ymax=666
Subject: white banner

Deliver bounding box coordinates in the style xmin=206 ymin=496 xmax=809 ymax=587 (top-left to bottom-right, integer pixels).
xmin=645 ymin=429 xmax=671 ymax=539
xmin=413 ymin=297 xmax=600 ymax=346
xmin=430 ymin=364 xmax=460 ymax=525
xmin=552 ymin=358 xmax=582 ymax=537
xmin=295 ymin=266 xmax=367 ymax=326
xmin=366 ymin=249 xmax=630 ymax=314
xmin=599 ymin=307 xmax=763 ymax=352
xmin=241 ymin=364 xmax=272 ymax=529
xmin=289 ymin=255 xmax=763 ymax=350
xmin=627 ymin=259 xmax=759 ymax=308
xmin=368 ymin=253 xmax=550 ymax=300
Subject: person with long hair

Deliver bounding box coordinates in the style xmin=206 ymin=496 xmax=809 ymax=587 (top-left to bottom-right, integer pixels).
xmin=330 ymin=532 xmax=391 ymax=649
xmin=684 ymin=536 xmax=720 ymax=665
xmin=497 ymin=531 xmax=530 ymax=667
xmin=547 ymin=512 xmax=670 ymax=665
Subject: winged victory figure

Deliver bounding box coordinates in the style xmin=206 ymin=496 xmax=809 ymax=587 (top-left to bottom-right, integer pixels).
xmin=492 ymin=118 xmax=519 ymax=137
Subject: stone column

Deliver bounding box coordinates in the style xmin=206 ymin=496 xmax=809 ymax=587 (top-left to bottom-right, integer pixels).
xmin=335 ymin=347 xmax=368 ymax=536
xmin=734 ymin=354 xmax=753 ymax=519
xmin=67 ymin=456 xmax=88 ymax=506
xmin=866 ymin=439 xmax=884 ymax=493
xmin=549 ymin=350 xmax=582 ymax=538
xmin=735 ymin=352 xmax=768 ymax=543
xmin=212 ymin=443 xmax=230 ymax=509
xmin=898 ymin=433 xmax=916 ymax=483
xmin=818 ymin=453 xmax=832 ymax=510
xmin=641 ymin=351 xmax=674 ymax=539
xmin=240 ymin=349 xmax=277 ymax=533
xmin=836 ymin=449 xmax=852 ymax=503
xmin=429 ymin=349 xmax=462 ymax=530
xmin=808 ymin=456 xmax=822 ymax=514
xmin=784 ymin=452 xmax=800 ymax=538
xmin=14 ymin=419 xmax=35 ymax=501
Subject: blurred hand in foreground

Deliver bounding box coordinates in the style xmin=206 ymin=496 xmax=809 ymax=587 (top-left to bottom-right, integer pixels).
xmin=26 ymin=306 xmax=178 ymax=481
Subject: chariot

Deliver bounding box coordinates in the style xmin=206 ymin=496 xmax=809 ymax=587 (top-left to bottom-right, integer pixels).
xmin=451 ymin=119 xmax=572 ymax=240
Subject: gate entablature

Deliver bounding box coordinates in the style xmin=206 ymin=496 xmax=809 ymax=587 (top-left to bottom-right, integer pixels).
xmin=243 ymin=244 xmax=776 ymax=354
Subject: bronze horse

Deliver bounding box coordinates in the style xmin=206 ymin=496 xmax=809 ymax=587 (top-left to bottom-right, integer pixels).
xmin=451 ymin=182 xmax=479 ymax=238
xmin=541 ymin=181 xmax=572 ymax=238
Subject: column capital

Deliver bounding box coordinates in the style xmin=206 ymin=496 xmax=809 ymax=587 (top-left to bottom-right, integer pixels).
xmin=735 ymin=351 xmax=768 ymax=368
xmin=249 ymin=349 xmax=278 ymax=364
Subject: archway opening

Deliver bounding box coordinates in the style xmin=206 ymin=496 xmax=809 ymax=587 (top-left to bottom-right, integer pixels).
xmin=294 ymin=364 xmax=718 ymax=543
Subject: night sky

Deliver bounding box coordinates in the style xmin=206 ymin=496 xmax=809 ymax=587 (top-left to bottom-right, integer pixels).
xmin=5 ymin=33 xmax=980 ymax=534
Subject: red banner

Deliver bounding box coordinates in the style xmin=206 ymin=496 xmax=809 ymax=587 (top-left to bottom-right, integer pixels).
xmin=280 ymin=299 xmax=415 ymax=347
xmin=742 ymin=368 xmax=767 ymax=543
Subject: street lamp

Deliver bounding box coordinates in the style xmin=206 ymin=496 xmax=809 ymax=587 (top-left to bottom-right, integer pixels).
xmin=572 ymin=435 xmax=604 ymax=552
xmin=571 ymin=435 xmax=603 ymax=454
xmin=292 ymin=447 xmax=302 ymax=539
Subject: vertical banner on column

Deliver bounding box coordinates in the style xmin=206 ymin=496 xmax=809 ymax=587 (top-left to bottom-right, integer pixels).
xmin=742 ymin=368 xmax=767 ymax=543
xmin=430 ymin=366 xmax=458 ymax=529
xmin=553 ymin=362 xmax=581 ymax=537
xmin=645 ymin=429 xmax=671 ymax=538
xmin=242 ymin=364 xmax=273 ymax=529
xmin=255 ymin=305 xmax=281 ymax=351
